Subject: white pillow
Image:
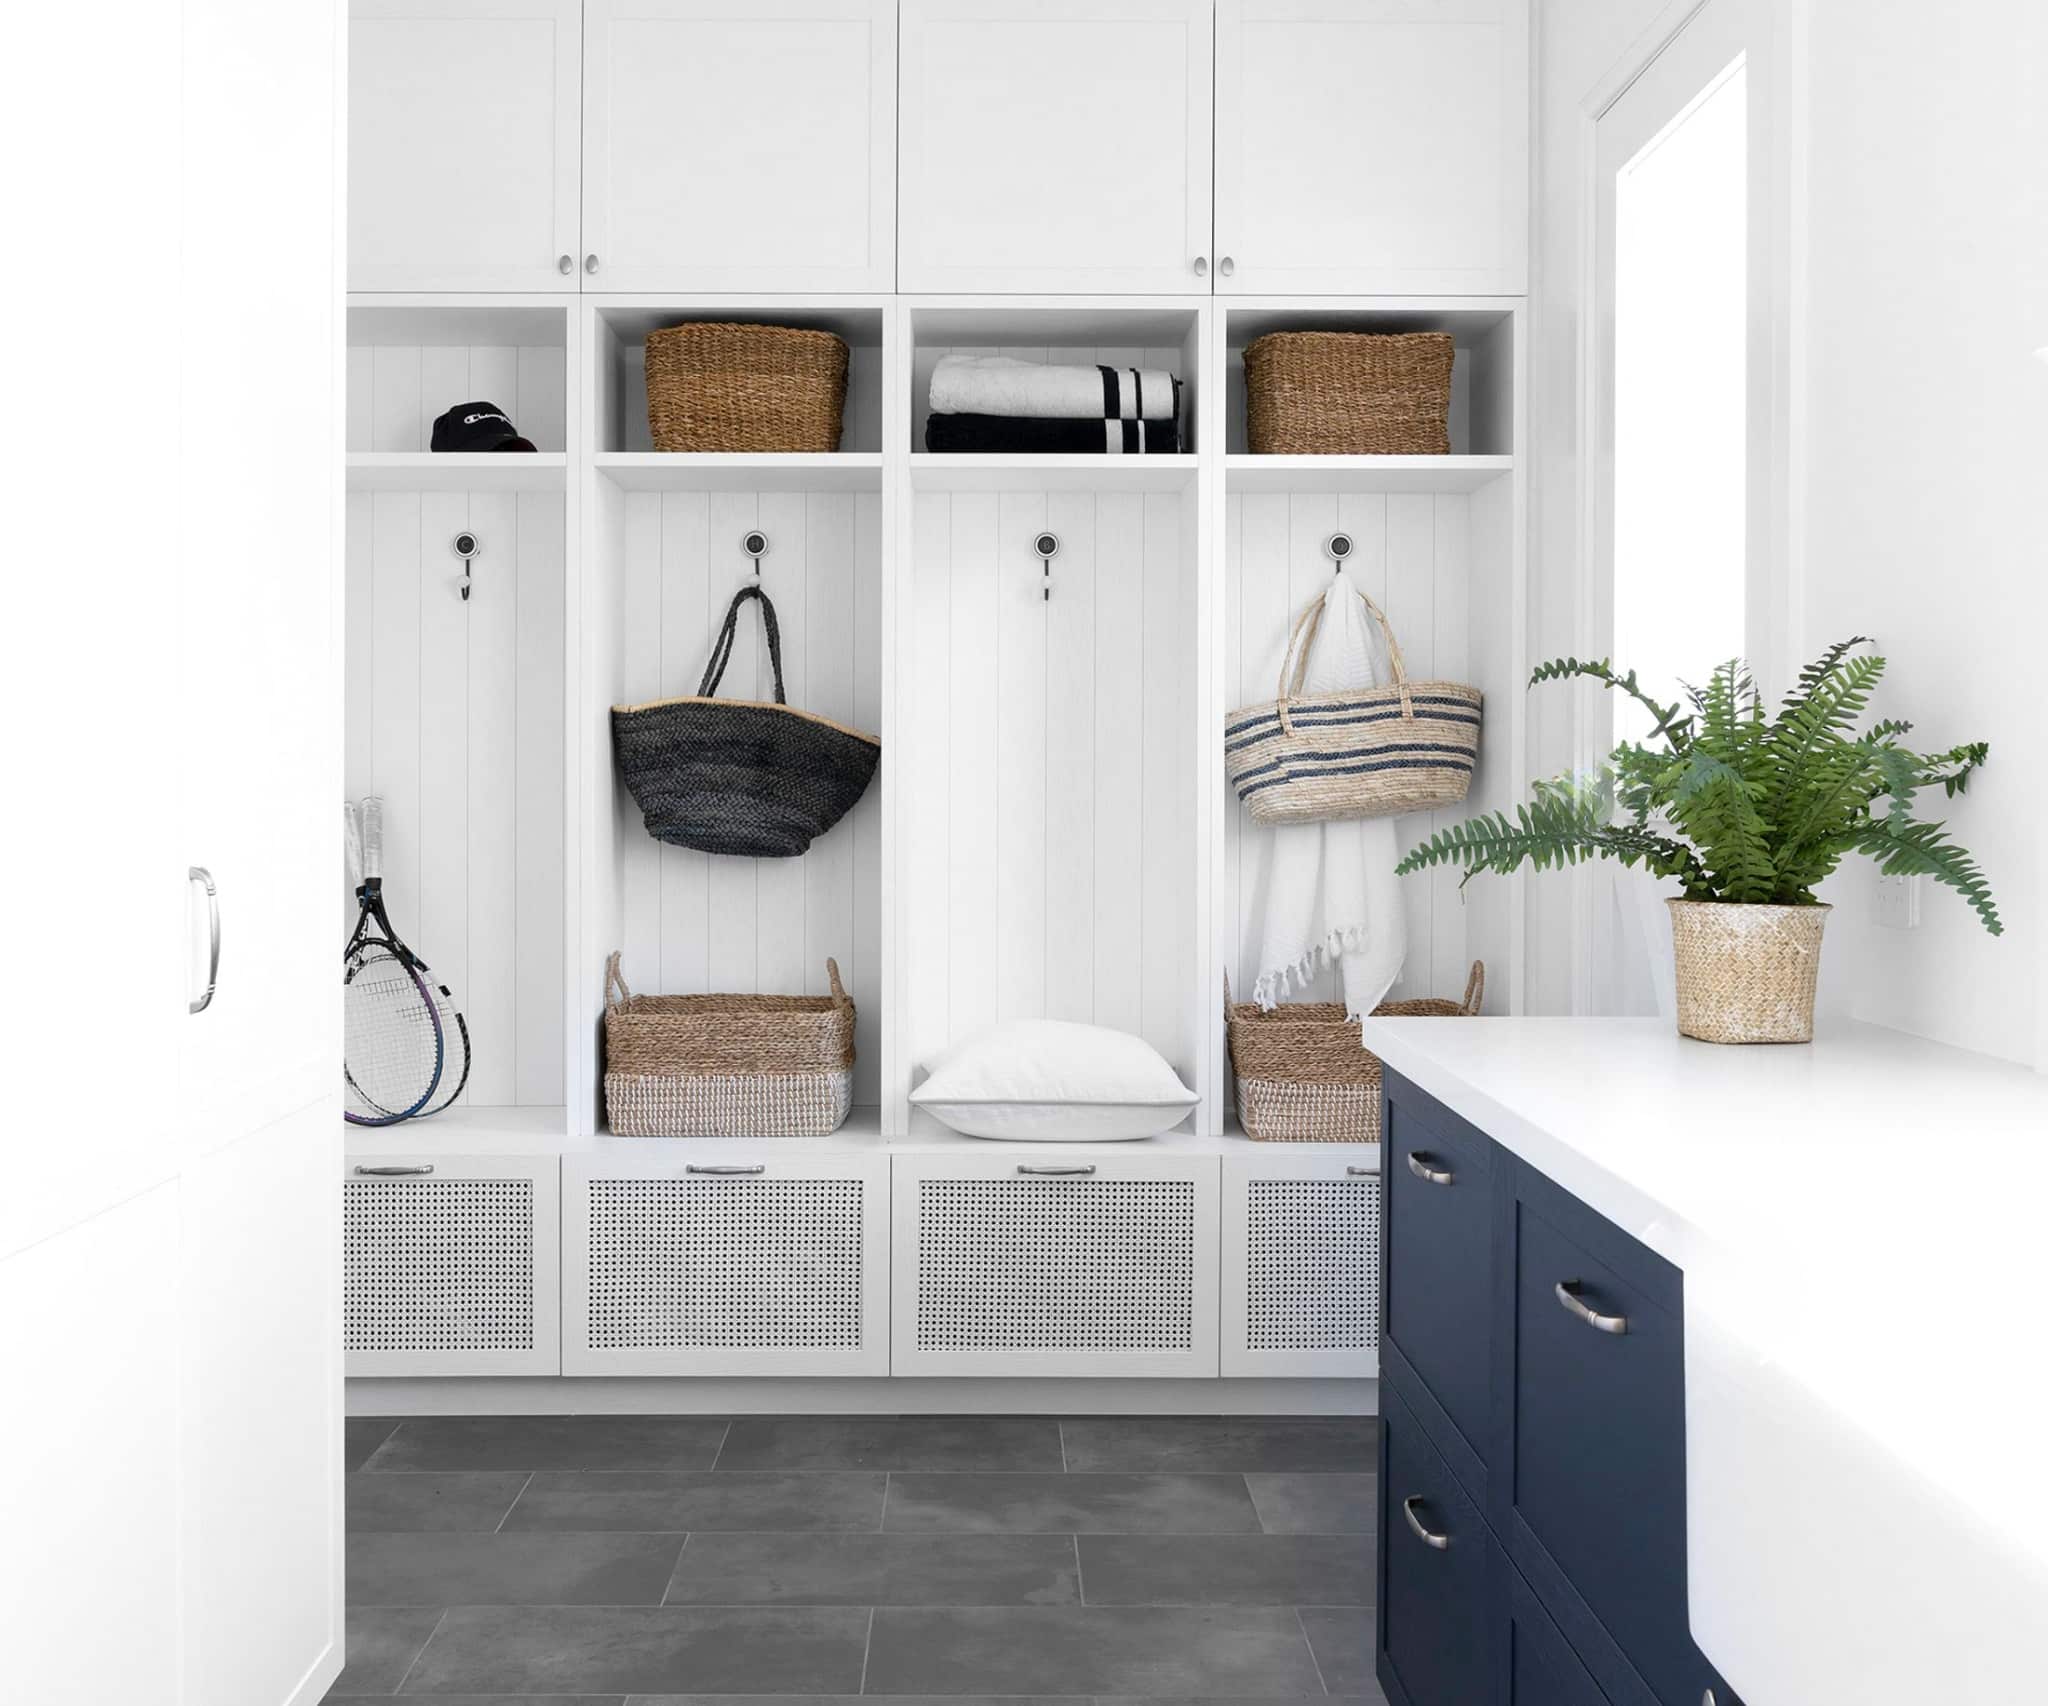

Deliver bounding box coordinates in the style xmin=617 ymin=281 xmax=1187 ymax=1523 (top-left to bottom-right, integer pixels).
xmin=910 ymin=1020 xmax=1197 ymax=1141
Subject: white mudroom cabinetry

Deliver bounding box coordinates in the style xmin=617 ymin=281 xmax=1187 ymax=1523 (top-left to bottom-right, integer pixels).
xmin=341 ymin=1 xmax=1530 ymax=1409
xmin=350 ymin=0 xmax=583 ymax=292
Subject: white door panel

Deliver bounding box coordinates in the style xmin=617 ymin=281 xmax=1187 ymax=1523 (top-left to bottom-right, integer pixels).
xmin=899 ymin=0 xmax=1212 ymax=293
xmin=583 ymin=0 xmax=897 ymax=291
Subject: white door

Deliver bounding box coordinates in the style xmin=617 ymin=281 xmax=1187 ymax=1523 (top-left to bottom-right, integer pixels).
xmin=1215 ymin=0 xmax=1528 ymax=295
xmin=349 ymin=0 xmax=581 ymax=291
xmin=2 ymin=1 xmax=345 ymax=1701
xmin=582 ymin=0 xmax=897 ymax=292
xmin=898 ymin=0 xmax=1213 ymax=293
xmin=1580 ymin=0 xmax=1790 ymax=1014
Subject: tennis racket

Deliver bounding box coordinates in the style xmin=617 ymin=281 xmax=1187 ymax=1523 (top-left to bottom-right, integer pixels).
xmin=342 ymin=797 xmax=469 ymax=1123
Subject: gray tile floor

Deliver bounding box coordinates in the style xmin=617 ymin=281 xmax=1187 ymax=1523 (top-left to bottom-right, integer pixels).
xmin=331 ymin=1414 xmax=1388 ymax=1704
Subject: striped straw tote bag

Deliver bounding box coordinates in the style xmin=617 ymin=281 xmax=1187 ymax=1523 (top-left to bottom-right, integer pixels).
xmin=1225 ymin=583 xmax=1482 ymax=824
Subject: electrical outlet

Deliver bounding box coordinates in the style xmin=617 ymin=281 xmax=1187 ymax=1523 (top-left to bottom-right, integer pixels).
xmin=1874 ymin=872 xmax=1922 ymax=930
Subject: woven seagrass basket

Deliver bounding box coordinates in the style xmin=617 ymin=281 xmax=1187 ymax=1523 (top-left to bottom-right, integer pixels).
xmin=1226 ymin=582 xmax=1481 ymax=824
xmin=1227 ymin=963 xmax=1484 ymax=1143
xmin=1668 ymin=900 xmax=1830 ymax=1044
xmin=1243 ymin=331 xmax=1455 ymax=455
xmin=603 ymin=952 xmax=857 ymax=1137
xmin=645 ymin=321 xmax=848 ymax=453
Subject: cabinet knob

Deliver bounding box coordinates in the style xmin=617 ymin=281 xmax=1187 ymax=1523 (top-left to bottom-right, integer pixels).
xmin=1219 ymin=255 xmax=1236 ymax=278
xmin=188 ymin=865 xmax=220 ymax=1015
xmin=558 ymin=253 xmax=573 ymax=275
xmin=1191 ymin=255 xmax=1208 ymax=277
xmin=584 ymin=253 xmax=600 ymax=275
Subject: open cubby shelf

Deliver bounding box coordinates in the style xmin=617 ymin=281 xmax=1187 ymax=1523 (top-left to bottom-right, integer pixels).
xmin=341 ymin=294 xmax=1525 ymax=1137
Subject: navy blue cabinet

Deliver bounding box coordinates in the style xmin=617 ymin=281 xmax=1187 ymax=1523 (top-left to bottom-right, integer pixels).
xmin=1379 ymin=1071 xmax=1738 ymax=1706
xmin=1379 ymin=1382 xmax=1495 ymax=1706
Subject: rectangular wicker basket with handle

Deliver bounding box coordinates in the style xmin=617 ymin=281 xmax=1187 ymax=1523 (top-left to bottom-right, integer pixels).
xmin=603 ymin=952 xmax=856 ymax=1137
xmin=1226 ymin=962 xmax=1484 ymax=1143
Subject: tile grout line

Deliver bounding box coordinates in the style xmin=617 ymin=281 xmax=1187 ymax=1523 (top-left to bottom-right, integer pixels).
xmin=857 ymin=1605 xmax=876 ymax=1696
xmin=1058 ymin=1420 xmax=1069 ymax=1473
xmin=879 ymin=1471 xmax=892 ymax=1533
xmin=389 ymin=1606 xmax=449 ymax=1696
xmin=1296 ymin=1604 xmax=1334 ymax=1697
xmin=709 ymin=1417 xmax=736 ymax=1470
xmin=659 ymin=1529 xmax=692 ymax=1606
xmin=493 ymin=1470 xmax=536 ymax=1534
xmin=1071 ymin=1531 xmax=1087 ymax=1607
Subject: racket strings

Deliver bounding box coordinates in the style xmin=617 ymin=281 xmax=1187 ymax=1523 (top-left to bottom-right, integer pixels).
xmin=344 ymin=945 xmax=445 ymax=1121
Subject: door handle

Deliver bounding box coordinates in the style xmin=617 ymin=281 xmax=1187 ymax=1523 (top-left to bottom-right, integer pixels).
xmin=188 ymin=866 xmax=220 ymax=1014
xmin=1402 ymin=1494 xmax=1451 ymax=1550
xmin=1555 ymin=1279 xmax=1629 ymax=1335
xmin=1405 ymin=1150 xmax=1454 ymax=1186
xmin=1017 ymin=1164 xmax=1096 ymax=1177
xmin=354 ymin=1164 xmax=434 ymax=1176
xmin=686 ymin=1164 xmax=766 ymax=1176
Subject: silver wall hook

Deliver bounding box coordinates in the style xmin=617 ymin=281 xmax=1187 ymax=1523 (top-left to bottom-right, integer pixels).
xmin=1034 ymin=531 xmax=1059 ymax=602
xmin=742 ymin=528 xmax=769 ymax=578
xmin=452 ymin=530 xmax=481 ymax=601
xmin=1323 ymin=532 xmax=1354 ymax=574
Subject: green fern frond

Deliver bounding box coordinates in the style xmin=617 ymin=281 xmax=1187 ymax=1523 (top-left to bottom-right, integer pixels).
xmin=1841 ymin=816 xmax=2003 ymax=935
xmin=1528 ymin=657 xmax=1692 ymax=748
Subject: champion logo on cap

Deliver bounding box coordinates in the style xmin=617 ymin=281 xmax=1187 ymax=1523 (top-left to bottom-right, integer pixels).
xmin=431 ymin=401 xmax=538 ymax=453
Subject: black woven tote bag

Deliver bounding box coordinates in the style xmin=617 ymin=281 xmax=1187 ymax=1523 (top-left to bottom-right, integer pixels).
xmin=613 ymin=585 xmax=880 ymax=857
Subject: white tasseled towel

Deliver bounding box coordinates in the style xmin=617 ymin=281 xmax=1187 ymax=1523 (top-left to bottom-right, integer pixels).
xmin=1251 ymin=570 xmax=1406 ymax=1015
xmin=929 ymin=354 xmax=1180 ymax=421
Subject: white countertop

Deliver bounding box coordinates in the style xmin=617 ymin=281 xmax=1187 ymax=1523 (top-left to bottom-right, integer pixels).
xmin=1355 ymin=1015 xmax=2048 ymax=1706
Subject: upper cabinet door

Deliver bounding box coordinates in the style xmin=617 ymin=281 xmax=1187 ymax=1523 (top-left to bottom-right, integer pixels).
xmin=1215 ymin=0 xmax=1529 ymax=295
xmin=348 ymin=0 xmax=581 ymax=291
xmin=899 ymin=0 xmax=1213 ymax=293
xmin=582 ymin=1 xmax=897 ymax=293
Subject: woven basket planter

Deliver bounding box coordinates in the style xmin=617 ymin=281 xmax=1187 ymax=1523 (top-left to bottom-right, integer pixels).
xmin=1244 ymin=331 xmax=1455 ymax=455
xmin=614 ymin=585 xmax=879 ymax=858
xmin=1668 ymin=901 xmax=1830 ymax=1044
xmin=1227 ymin=582 xmax=1481 ymax=824
xmin=603 ymin=952 xmax=857 ymax=1136
xmin=645 ymin=321 xmax=849 ymax=453
xmin=1227 ymin=963 xmax=1484 ymax=1142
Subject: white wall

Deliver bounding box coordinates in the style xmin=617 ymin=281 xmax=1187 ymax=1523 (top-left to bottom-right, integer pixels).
xmin=1530 ymin=0 xmax=2048 ymax=1067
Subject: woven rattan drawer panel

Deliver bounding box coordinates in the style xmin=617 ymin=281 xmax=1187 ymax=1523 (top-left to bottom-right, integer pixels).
xmin=1221 ymin=1152 xmax=1381 ymax=1377
xmin=913 ymin=1177 xmax=1198 ymax=1355
xmin=584 ymin=1175 xmax=868 ymax=1353
xmin=345 ymin=1176 xmax=536 ymax=1354
xmin=1244 ymin=1178 xmax=1381 ymax=1351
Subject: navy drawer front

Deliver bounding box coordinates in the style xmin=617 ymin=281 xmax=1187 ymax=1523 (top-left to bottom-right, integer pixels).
xmin=1379 ymin=1383 xmax=1494 ymax=1706
xmin=1509 ymin=1168 xmax=1714 ymax=1706
xmin=1499 ymin=1550 xmax=1610 ymax=1706
xmin=1383 ymin=1078 xmax=1495 ymax=1469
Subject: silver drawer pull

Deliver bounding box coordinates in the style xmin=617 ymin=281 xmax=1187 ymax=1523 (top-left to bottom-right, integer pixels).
xmin=1402 ymin=1494 xmax=1451 ymax=1551
xmin=1018 ymin=1164 xmax=1096 ymax=1177
xmin=1345 ymin=1165 xmax=1376 ymax=1177
xmin=354 ymin=1164 xmax=433 ymax=1177
xmin=1406 ymin=1151 xmax=1455 ymax=1186
xmin=188 ymin=866 xmax=220 ymax=1015
xmin=687 ymin=1164 xmax=766 ymax=1176
xmin=1555 ymin=1279 xmax=1629 ymax=1335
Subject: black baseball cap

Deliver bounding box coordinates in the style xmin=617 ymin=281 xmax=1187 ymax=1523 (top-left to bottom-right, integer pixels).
xmin=431 ymin=401 xmax=537 ymax=452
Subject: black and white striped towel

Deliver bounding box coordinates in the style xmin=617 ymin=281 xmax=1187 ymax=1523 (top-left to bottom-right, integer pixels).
xmin=929 ymin=354 xmax=1182 ymax=422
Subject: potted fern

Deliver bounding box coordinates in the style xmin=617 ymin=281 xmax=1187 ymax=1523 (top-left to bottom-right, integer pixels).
xmin=1396 ymin=639 xmax=2000 ymax=1043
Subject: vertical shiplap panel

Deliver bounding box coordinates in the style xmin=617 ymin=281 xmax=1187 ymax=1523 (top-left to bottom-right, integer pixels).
xmin=850 ymin=491 xmax=884 ymax=1105
xmin=419 ymin=347 xmax=472 ymax=447
xmin=464 ymin=346 xmax=517 ymax=435
xmin=619 ymin=494 xmax=664 ymax=991
xmin=369 ymin=347 xmax=422 ymax=452
xmin=657 ymin=491 xmax=712 ymax=995
xmin=1222 ymin=497 xmax=1243 ymax=999
xmin=1042 ymin=491 xmax=1098 ymax=1022
xmin=1139 ymin=493 xmax=1189 ymax=1070
xmin=416 ymin=492 xmax=472 ymax=1057
xmin=1234 ymin=494 xmax=1291 ymax=989
xmin=518 ymin=345 xmax=567 ymax=453
xmin=704 ymin=493 xmax=762 ymax=992
xmin=946 ymin=493 xmax=1001 ymax=1040
xmin=1091 ymin=493 xmax=1145 ymax=1034
xmin=1386 ymin=494 xmax=1437 ymax=1000
xmin=345 ymin=347 xmax=374 ymax=452
xmin=754 ymin=491 xmax=810 ymax=998
xmin=907 ymin=494 xmax=954 ymax=1072
xmin=804 ymin=492 xmax=859 ymax=1015
xmin=513 ymin=491 xmax=565 ymax=1103
xmin=1285 ymin=493 xmax=1342 ymax=1004
xmin=368 ymin=492 xmax=422 ymax=940
xmin=464 ymin=490 xmax=519 ymax=1106
xmin=1429 ymin=494 xmax=1474 ymax=999
xmin=995 ymin=490 xmax=1049 ymax=1020
xmin=1343 ymin=492 xmax=1391 ymax=621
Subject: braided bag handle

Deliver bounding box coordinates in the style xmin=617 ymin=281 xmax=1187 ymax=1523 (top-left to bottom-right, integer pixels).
xmin=1274 ymin=582 xmax=1414 ymax=736
xmin=697 ymin=584 xmax=788 ymax=705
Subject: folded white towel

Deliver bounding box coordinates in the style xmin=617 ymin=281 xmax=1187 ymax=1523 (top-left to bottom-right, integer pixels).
xmin=929 ymin=354 xmax=1181 ymax=421
xmin=1252 ymin=571 xmax=1406 ymax=1017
